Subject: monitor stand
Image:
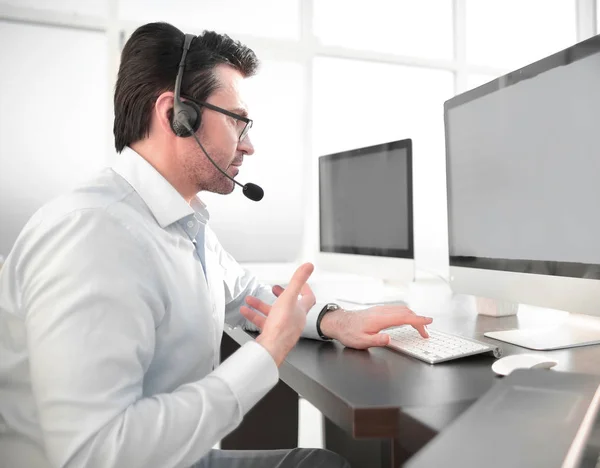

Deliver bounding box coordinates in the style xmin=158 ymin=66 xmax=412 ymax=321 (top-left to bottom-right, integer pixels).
xmin=484 ymin=309 xmax=600 ymax=351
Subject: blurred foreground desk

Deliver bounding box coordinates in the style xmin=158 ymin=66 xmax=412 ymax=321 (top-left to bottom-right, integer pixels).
xmin=221 ymin=296 xmax=600 ymax=467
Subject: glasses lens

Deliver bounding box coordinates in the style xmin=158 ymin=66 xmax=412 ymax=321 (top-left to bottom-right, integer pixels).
xmin=239 ymin=120 xmax=252 ymax=142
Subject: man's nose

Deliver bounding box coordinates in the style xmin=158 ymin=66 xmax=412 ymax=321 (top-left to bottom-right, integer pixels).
xmin=239 ymin=135 xmax=255 ymax=156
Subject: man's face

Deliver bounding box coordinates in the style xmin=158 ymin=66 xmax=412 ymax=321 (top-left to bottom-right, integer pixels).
xmin=179 ymin=64 xmax=255 ymax=195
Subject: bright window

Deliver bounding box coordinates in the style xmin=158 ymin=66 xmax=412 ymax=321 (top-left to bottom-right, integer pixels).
xmin=466 ymin=0 xmax=577 ymax=70
xmin=118 ymin=0 xmax=301 ymax=40
xmin=314 ymin=0 xmax=454 ymax=59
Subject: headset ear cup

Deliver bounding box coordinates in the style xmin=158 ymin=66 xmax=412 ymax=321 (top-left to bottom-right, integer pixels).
xmin=169 ymin=109 xmax=180 ymax=135
xmin=170 ymin=100 xmax=202 ymax=137
xmin=186 ymin=100 xmax=201 ymax=134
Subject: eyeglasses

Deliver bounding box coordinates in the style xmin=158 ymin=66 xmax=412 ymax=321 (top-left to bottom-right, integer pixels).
xmin=182 ymin=95 xmax=253 ymax=142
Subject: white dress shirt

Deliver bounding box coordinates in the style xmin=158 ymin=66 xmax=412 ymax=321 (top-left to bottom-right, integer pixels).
xmin=0 ymin=147 xmax=326 ymax=468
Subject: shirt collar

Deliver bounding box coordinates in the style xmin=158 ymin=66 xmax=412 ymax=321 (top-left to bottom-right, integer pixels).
xmin=112 ymin=146 xmax=210 ymax=228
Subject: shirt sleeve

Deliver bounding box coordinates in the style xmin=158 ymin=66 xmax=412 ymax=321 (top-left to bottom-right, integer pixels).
xmin=212 ymin=234 xmax=327 ymax=341
xmin=20 ymin=210 xmax=279 ymax=468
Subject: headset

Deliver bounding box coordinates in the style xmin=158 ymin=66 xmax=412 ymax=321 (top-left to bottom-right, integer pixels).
xmin=170 ymin=33 xmax=264 ymax=201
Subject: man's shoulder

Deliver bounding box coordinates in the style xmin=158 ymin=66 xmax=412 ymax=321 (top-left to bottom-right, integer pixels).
xmin=20 ymin=169 xmax=155 ymax=245
xmin=34 ymin=169 xmax=148 ymax=226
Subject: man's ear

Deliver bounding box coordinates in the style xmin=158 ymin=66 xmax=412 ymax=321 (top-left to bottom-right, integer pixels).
xmin=154 ymin=91 xmax=176 ymax=135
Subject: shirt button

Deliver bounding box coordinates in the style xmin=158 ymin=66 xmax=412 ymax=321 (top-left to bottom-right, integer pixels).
xmin=187 ymin=220 xmax=194 ymax=228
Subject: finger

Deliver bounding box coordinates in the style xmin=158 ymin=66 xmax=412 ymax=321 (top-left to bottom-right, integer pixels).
xmin=366 ymin=333 xmax=390 ymax=348
xmin=374 ymin=305 xmax=416 ymax=316
xmin=373 ymin=312 xmax=433 ymax=331
xmin=245 ymin=296 xmax=272 ymax=316
xmin=298 ymin=283 xmax=316 ymax=310
xmin=273 ymin=282 xmax=314 ymax=303
xmin=280 ymin=263 xmax=315 ymax=301
xmin=240 ymin=305 xmax=266 ymax=330
xmin=299 ymin=282 xmax=313 ymax=297
xmin=406 ymin=315 xmax=433 ymax=327
xmin=412 ymin=324 xmax=429 ymax=338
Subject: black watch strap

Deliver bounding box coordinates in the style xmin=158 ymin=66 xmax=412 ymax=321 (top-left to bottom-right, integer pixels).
xmin=316 ymin=303 xmax=341 ymax=340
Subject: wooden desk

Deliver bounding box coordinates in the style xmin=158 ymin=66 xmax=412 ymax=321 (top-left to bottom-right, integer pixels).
xmin=221 ymin=295 xmax=600 ymax=467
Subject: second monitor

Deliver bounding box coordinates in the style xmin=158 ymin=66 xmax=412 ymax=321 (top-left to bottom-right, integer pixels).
xmin=317 ymin=139 xmax=414 ymax=303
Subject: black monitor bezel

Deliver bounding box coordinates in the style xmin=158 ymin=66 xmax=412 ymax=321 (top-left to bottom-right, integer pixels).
xmin=318 ymin=138 xmax=414 ymax=259
xmin=444 ymin=34 xmax=600 ymax=279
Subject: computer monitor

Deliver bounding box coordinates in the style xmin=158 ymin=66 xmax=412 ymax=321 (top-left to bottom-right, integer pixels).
xmin=445 ymin=34 xmax=600 ymax=349
xmin=317 ymin=139 xmax=414 ymax=284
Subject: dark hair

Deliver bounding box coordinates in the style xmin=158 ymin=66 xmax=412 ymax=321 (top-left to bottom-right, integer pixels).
xmin=113 ymin=22 xmax=259 ymax=152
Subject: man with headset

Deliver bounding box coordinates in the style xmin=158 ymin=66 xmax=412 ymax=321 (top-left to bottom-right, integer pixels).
xmin=0 ymin=22 xmax=432 ymax=468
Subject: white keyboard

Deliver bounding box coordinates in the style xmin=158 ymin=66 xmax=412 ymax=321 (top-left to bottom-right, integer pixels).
xmin=384 ymin=326 xmax=503 ymax=364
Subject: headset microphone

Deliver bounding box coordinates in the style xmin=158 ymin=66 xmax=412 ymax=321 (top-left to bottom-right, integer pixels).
xmin=183 ymin=120 xmax=264 ymax=202
xmin=171 ymin=33 xmax=264 ymax=202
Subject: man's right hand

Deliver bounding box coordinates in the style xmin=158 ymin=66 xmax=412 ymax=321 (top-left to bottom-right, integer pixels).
xmin=240 ymin=263 xmax=316 ymax=366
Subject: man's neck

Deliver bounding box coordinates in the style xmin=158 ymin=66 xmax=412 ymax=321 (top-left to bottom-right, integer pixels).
xmin=129 ymin=142 xmax=196 ymax=204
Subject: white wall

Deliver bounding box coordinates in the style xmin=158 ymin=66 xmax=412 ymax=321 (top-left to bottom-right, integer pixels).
xmin=1 ymin=0 xmax=108 ymax=17
xmin=0 ymin=20 xmax=109 ymax=256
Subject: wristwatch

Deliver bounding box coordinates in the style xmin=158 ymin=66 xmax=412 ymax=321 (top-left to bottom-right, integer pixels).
xmin=316 ymin=303 xmax=341 ymax=340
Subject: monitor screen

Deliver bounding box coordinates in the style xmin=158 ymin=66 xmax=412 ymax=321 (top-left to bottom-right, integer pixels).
xmin=445 ymin=35 xmax=600 ymax=280
xmin=319 ymin=139 xmax=413 ymax=259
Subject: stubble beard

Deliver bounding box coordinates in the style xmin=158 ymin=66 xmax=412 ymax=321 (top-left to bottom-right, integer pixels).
xmin=183 ymin=145 xmax=235 ymax=195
